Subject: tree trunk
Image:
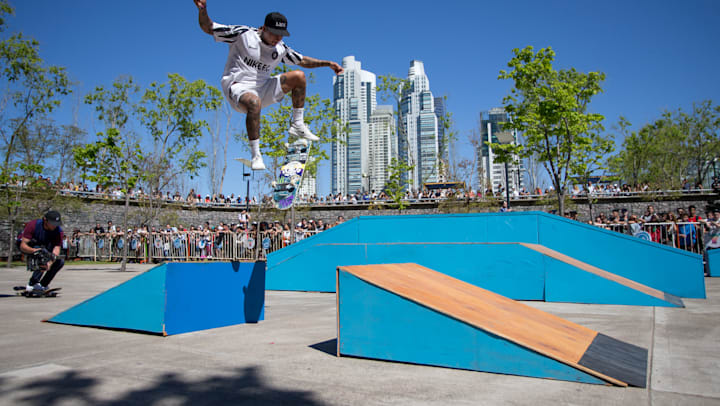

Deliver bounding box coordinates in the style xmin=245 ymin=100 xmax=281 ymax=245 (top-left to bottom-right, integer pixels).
xmin=5 ymin=188 xmax=21 ymax=268
xmin=557 ymin=190 xmax=565 ymax=217
xmin=120 ymin=192 xmax=130 ymax=272
xmin=6 ymin=217 xmax=15 ymax=268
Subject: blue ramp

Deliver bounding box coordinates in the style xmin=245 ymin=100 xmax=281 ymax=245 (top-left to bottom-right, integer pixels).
xmin=337 ymin=264 xmax=648 ymax=387
xmin=267 ymin=212 xmax=704 ymax=299
xmin=708 ymin=249 xmax=720 ymax=277
xmin=48 ymin=261 xmax=265 ymax=335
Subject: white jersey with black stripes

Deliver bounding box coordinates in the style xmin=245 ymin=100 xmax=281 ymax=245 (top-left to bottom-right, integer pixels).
xmin=212 ymin=22 xmax=303 ymax=91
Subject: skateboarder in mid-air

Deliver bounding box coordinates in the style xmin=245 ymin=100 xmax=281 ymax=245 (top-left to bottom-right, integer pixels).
xmin=193 ymin=0 xmax=344 ymax=170
xmin=17 ymin=211 xmax=64 ymax=294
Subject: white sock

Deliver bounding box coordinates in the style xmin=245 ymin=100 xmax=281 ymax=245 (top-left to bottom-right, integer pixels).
xmin=249 ymin=139 xmax=261 ymax=158
xmin=292 ymin=108 xmax=304 ymax=126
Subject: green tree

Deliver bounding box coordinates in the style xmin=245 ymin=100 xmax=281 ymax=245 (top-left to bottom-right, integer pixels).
xmin=677 ymin=100 xmax=720 ymax=186
xmin=55 ymin=123 xmax=86 ymax=184
xmin=76 ymin=76 xmax=144 ymax=271
xmin=384 ymin=157 xmax=414 ymax=212
xmin=0 ymin=1 xmax=71 ymax=265
xmin=135 ymin=73 xmax=223 ymax=221
xmin=573 ymin=128 xmax=614 ymax=222
xmin=206 ymin=102 xmax=236 ymax=197
xmin=494 ymin=46 xmax=606 ymax=215
xmin=609 ymin=114 xmax=689 ymax=189
xmin=436 ymin=96 xmax=461 ymax=185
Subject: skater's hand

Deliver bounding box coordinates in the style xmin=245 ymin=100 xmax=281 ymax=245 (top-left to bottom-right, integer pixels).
xmin=329 ymin=61 xmax=344 ymax=75
xmin=30 ymin=248 xmax=55 ymax=272
xmin=194 ymin=0 xmax=206 ymax=10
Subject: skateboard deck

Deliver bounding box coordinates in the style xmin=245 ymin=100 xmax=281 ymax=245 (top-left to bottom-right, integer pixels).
xmin=272 ymin=140 xmax=310 ymax=210
xmin=234 ymin=158 xmax=254 ymax=168
xmin=14 ymin=286 xmax=61 ymax=297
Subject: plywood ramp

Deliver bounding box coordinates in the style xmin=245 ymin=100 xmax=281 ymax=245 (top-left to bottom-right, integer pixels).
xmin=520 ymin=243 xmax=684 ymax=307
xmin=338 ymin=263 xmax=648 ymax=387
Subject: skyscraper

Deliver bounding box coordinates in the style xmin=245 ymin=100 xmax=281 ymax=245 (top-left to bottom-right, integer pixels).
xmin=476 ymin=108 xmax=524 ymax=195
xmin=368 ymin=105 xmax=396 ymax=192
xmin=398 ymin=60 xmax=439 ymax=191
xmin=331 ymin=56 xmax=375 ymax=195
xmin=332 ymin=56 xmax=397 ymax=196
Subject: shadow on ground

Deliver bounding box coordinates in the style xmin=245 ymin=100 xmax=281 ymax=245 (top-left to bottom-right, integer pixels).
xmin=309 ymin=338 xmax=338 ymax=357
xmin=4 ymin=366 xmax=325 ymax=405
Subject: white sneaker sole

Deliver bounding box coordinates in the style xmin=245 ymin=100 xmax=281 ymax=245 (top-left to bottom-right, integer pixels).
xmin=234 ymin=157 xmax=265 ymax=170
xmin=289 ymin=126 xmax=319 ymax=142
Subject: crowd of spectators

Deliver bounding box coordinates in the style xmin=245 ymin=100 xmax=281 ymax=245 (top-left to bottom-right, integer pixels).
xmin=68 ymin=212 xmax=345 ymax=248
xmin=36 ymin=176 xmax=718 ymax=208
xmin=556 ymin=204 xmax=720 ymax=254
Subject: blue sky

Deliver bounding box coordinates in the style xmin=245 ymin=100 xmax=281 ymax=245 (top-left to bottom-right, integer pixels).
xmin=6 ymin=0 xmax=720 ymax=197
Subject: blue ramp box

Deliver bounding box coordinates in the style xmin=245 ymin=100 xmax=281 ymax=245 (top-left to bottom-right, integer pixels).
xmin=709 ymin=249 xmax=720 ymax=277
xmin=336 ymin=265 xmax=627 ymax=386
xmin=268 ymin=212 xmax=705 ymax=300
xmin=48 ymin=261 xmax=265 ymax=335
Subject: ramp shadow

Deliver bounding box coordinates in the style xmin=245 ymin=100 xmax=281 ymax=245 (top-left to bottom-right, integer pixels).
xmin=309 ymin=338 xmax=338 ymax=357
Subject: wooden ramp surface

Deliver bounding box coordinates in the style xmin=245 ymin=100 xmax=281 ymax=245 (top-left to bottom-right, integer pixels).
xmin=520 ymin=243 xmax=683 ymax=307
xmin=338 ymin=263 xmax=648 ymax=387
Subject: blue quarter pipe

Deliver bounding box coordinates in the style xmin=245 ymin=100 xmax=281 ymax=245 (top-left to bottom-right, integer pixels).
xmin=266 ymin=212 xmax=704 ymax=301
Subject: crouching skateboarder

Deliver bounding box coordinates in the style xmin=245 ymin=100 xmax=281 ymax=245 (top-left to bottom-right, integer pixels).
xmin=17 ymin=211 xmax=64 ymax=296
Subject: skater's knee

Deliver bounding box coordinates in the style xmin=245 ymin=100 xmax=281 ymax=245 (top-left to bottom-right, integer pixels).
xmin=289 ymin=70 xmax=306 ymax=86
xmin=239 ymin=94 xmax=261 ymax=115
xmin=281 ymin=71 xmax=306 ymax=91
xmin=292 ymin=69 xmax=306 ymax=84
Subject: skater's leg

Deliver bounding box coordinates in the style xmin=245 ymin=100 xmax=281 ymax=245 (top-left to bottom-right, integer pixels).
xmin=28 ymin=270 xmax=43 ymax=287
xmin=281 ymin=71 xmax=318 ymax=142
xmin=39 ymin=258 xmax=64 ymax=287
xmin=280 ymin=70 xmax=306 ymax=108
xmin=239 ymin=93 xmax=262 ymax=142
xmin=238 ymin=93 xmax=266 ymax=170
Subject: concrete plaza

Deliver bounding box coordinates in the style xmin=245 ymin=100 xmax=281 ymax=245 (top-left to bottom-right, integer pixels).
xmin=0 ymin=263 xmax=718 ymax=405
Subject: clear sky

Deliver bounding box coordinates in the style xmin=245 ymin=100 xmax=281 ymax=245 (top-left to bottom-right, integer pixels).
xmin=6 ymin=0 xmax=720 ymax=197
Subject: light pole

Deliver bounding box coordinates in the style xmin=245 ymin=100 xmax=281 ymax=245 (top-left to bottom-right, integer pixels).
xmin=496 ymin=130 xmax=515 ymax=209
xmin=243 ymin=163 xmax=251 ymax=211
xmin=504 ymin=162 xmax=510 ymax=208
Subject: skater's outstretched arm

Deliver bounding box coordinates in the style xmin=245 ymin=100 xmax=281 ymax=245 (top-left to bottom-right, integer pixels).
xmin=193 ymin=0 xmax=213 ymax=35
xmin=298 ymin=56 xmax=344 ymax=75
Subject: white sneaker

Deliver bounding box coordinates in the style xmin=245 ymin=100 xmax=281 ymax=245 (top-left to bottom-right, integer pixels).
xmin=29 ymin=283 xmax=46 ymax=292
xmin=289 ymin=123 xmax=319 ymax=142
xmin=251 ymin=155 xmax=266 ymax=171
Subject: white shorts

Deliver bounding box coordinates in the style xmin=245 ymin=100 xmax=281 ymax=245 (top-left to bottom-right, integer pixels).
xmin=225 ymin=76 xmax=285 ymax=114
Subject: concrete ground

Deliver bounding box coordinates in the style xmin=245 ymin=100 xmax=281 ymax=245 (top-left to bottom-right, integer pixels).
xmin=0 ymin=263 xmax=718 ymax=406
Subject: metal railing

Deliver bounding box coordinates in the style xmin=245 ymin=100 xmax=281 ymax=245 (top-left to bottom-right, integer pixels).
xmin=47 ymin=185 xmax=720 ymax=208
xmin=63 ymin=221 xmax=719 ymax=264
xmin=594 ymin=221 xmax=720 ymax=255
xmin=65 ymin=230 xmax=323 ymax=262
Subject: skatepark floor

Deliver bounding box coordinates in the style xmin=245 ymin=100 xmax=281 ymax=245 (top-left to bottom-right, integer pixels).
xmin=0 ymin=263 xmax=718 ymax=405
